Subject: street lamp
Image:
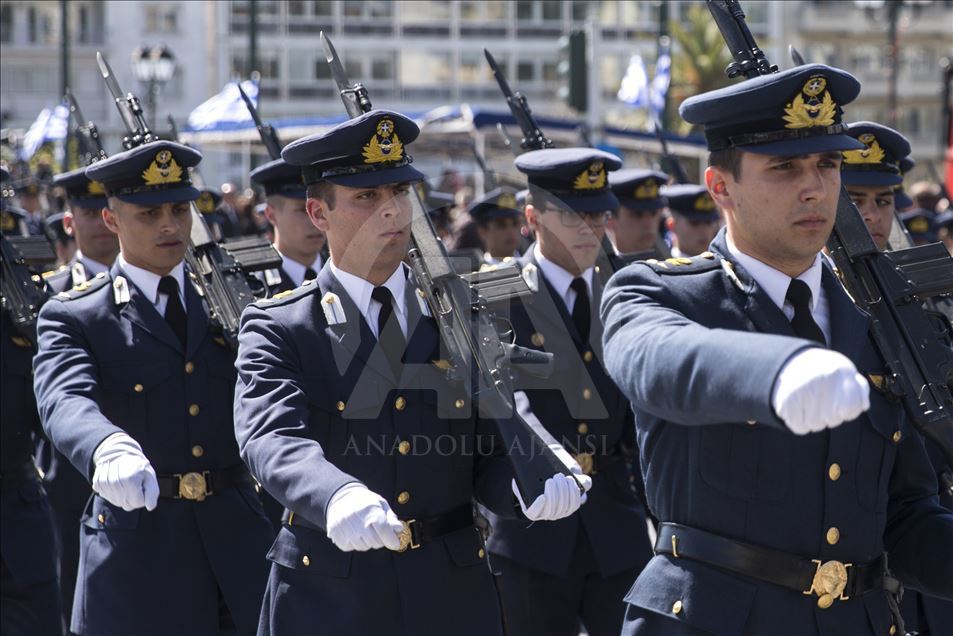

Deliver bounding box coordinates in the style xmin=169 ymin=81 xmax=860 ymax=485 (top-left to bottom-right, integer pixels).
xmin=131 ymin=44 xmax=176 ymax=130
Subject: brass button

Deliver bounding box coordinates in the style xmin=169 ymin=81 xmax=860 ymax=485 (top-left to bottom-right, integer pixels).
xmin=478 ymin=548 xmax=485 ymax=559
xmin=454 ymin=399 xmax=465 ymax=409
xmin=828 ymin=463 xmax=842 ymax=481
xmin=398 ymin=441 xmax=411 ymax=455
xmin=577 ymin=422 xmax=589 ymax=434
xmin=395 ymin=396 xmax=407 ymax=411
xmin=189 ymin=404 xmax=200 ymax=416
xmin=191 ymin=445 xmax=204 ymax=458
xmin=746 ymin=419 xmax=757 ymax=426
xmin=672 ymin=600 xmax=683 ymax=615
xmin=826 ymin=527 xmax=840 ymax=545
xmin=301 ymin=555 xmax=310 ymax=567
xmin=336 ymin=401 xmax=346 ymax=412
xmin=133 ymin=383 xmax=144 ymax=393
xmin=97 ymin=513 xmax=106 ymax=524
xmin=889 ymin=625 xmax=896 ymax=635
xmin=397 ymin=491 xmax=410 ymax=505
xmin=531 ymin=332 xmax=545 ymax=347
xmin=184 ymin=361 xmax=195 ymax=374
xmin=582 ymin=388 xmax=592 ymax=400
xmin=892 ymin=430 xmax=902 ymax=443
xmin=583 ymin=351 xmax=593 ymax=363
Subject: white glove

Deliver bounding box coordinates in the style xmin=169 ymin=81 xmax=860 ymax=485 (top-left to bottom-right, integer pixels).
xmin=326 ymin=484 xmax=405 ymax=552
xmin=91 ymin=432 xmax=159 ymax=511
xmin=513 ymin=473 xmax=591 ymax=522
xmin=772 ymin=348 xmax=870 ymax=435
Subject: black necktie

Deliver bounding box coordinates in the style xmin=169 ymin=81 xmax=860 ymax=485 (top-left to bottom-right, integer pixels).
xmin=371 ymin=286 xmax=406 ymax=378
xmin=570 ymin=277 xmax=590 ymax=342
xmin=785 ymin=279 xmax=825 ymax=345
xmin=304 ymin=267 xmax=317 ymax=281
xmin=158 ymin=276 xmax=187 ymax=348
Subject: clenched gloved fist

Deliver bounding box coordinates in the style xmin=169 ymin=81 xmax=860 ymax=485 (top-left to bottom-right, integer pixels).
xmin=91 ymin=432 xmax=159 ymax=511
xmin=513 ymin=472 xmax=591 ymax=522
xmin=772 ymin=348 xmax=870 ymax=435
xmin=326 ymin=484 xmax=405 ymax=552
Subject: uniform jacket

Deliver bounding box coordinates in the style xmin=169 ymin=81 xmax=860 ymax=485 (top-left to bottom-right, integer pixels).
xmin=32 ymin=264 xmax=274 ymax=636
xmin=234 ymin=265 xmax=518 ymax=636
xmin=0 ymin=311 xmax=59 ymax=590
xmin=484 ymin=247 xmax=653 ymax=579
xmin=600 ymin=228 xmax=953 ymax=636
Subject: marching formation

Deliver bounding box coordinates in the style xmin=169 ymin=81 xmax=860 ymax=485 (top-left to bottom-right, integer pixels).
xmin=2 ymin=2 xmax=952 ymax=636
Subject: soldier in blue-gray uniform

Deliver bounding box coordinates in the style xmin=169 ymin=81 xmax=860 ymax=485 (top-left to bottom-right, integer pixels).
xmin=601 ymin=63 xmax=953 ymax=636
xmin=32 ymin=141 xmax=275 ymax=636
xmin=1 ymin=166 xmax=64 ymax=636
xmin=608 ymin=169 xmax=670 ymax=256
xmin=838 ymin=121 xmax=953 ymax=636
xmin=483 ymin=148 xmax=654 ymax=636
xmin=661 ymin=183 xmax=721 ymax=258
xmin=469 ymin=187 xmax=524 ymax=267
xmin=250 ymin=158 xmax=325 ymax=295
xmin=36 ymin=165 xmax=118 ymax=628
xmin=233 ymin=109 xmax=588 ymax=636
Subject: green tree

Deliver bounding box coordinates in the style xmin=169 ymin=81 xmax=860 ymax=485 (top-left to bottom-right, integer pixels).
xmin=670 ymin=3 xmax=734 ymax=135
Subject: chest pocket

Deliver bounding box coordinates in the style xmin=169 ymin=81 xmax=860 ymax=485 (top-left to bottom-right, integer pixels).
xmin=302 ymin=374 xmax=353 ymax=459
xmin=97 ymin=362 xmax=174 ymax=437
xmin=854 ymin=394 xmax=902 ymax=512
xmin=697 ymin=423 xmax=793 ymax=502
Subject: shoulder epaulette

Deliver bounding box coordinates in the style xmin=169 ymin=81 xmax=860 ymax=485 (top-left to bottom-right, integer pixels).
xmin=256 ymin=278 xmax=319 ymax=308
xmin=643 ymin=252 xmax=721 ymax=275
xmin=41 ymin=265 xmax=67 ymax=279
xmin=54 ymin=271 xmax=110 ymax=300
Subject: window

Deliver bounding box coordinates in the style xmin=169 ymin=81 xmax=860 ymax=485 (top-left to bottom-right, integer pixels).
xmin=371 ymin=57 xmax=394 ymax=81
xmin=289 ymin=1 xmax=333 ymax=17
xmin=516 ymin=1 xmax=535 ymax=21
xmin=517 ymin=61 xmax=535 ymax=82
xmin=289 ymin=51 xmax=316 ymax=81
xmin=459 ymin=52 xmax=491 ymax=83
xmin=401 ymin=1 xmax=451 ymax=21
xmin=28 ymin=7 xmax=37 ymax=43
xmin=542 ymin=61 xmax=558 ymax=82
xmin=343 ymin=1 xmax=393 ymax=19
xmin=0 ymin=4 xmax=12 ymax=44
xmin=460 ymin=1 xmax=507 ymax=20
xmin=144 ymin=5 xmax=179 ymax=34
xmin=399 ymin=51 xmax=452 ymax=86
xmin=541 ymin=1 xmax=561 ymax=21
xmin=572 ymin=1 xmax=590 ymax=21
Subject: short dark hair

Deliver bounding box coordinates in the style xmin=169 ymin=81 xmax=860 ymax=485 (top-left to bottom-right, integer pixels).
xmin=709 ymin=147 xmax=743 ymax=180
xmin=306 ymin=181 xmax=336 ymax=209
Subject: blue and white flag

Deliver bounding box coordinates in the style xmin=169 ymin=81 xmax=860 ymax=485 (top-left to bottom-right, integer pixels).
xmin=617 ymin=55 xmax=649 ymax=108
xmin=649 ymin=44 xmax=672 ymax=121
xmin=186 ymin=79 xmax=258 ymax=132
xmin=20 ymin=102 xmax=70 ymax=161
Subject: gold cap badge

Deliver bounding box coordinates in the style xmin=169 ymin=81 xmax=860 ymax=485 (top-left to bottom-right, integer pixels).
xmin=86 ymin=180 xmax=106 ymax=196
xmin=498 ymin=192 xmax=517 ymax=209
xmin=1 ymin=211 xmax=16 ymax=232
xmin=142 ymin=150 xmax=183 ymax=186
xmin=363 ymin=118 xmax=404 ymax=164
xmin=196 ymin=191 xmax=216 ymax=214
xmin=694 ymin=194 xmax=716 ymax=212
xmin=843 ymin=133 xmax=886 ymax=165
xmin=573 ymin=160 xmax=606 ymax=191
xmin=783 ymin=75 xmax=837 ymax=130
xmin=634 ymin=181 xmax=659 ymax=200
xmin=908 ymin=217 xmax=929 ymax=233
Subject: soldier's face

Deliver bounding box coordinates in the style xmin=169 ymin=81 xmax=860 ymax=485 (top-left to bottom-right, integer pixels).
xmin=66 ymin=205 xmax=119 ymax=264
xmin=103 ymin=198 xmax=192 ymax=276
xmin=610 ymin=205 xmax=662 ymax=253
xmin=477 ymin=216 xmax=523 ymax=259
xmin=846 ymin=185 xmax=895 ymax=251
xmin=266 ymin=196 xmax=325 ymax=262
xmin=671 ymin=214 xmax=720 ymax=256
xmin=307 ymin=182 xmax=413 ymax=279
xmin=708 ymin=151 xmax=842 ymax=275
xmin=527 ymin=203 xmax=606 ymax=276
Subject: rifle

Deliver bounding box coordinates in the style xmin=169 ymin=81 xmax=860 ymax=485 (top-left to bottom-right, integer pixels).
xmin=653 ymin=120 xmax=691 ymax=185
xmin=96 ymin=52 xmax=281 ymax=349
xmin=237 ymin=82 xmax=283 ymax=161
xmin=1 ymin=233 xmax=56 ymax=346
xmin=484 ymin=49 xmax=554 ymax=152
xmin=65 ymin=89 xmax=108 ymax=166
xmin=706 ymin=0 xmax=953 ymax=496
xmin=320 ymin=32 xmax=578 ymax=502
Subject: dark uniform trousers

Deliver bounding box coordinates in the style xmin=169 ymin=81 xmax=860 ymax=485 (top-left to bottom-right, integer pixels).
xmin=233 ymin=266 xmax=520 ymax=636
xmin=36 ymin=256 xmax=95 ymax=624
xmin=32 ymin=266 xmax=275 ymax=636
xmin=601 ymin=229 xmax=953 ymax=636
xmin=1 ymin=312 xmax=64 ymax=636
xmin=485 ymin=248 xmax=654 ymax=636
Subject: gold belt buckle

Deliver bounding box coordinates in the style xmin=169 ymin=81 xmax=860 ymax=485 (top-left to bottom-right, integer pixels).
xmin=175 ymin=471 xmax=210 ymax=502
xmin=394 ymin=519 xmax=420 ymax=552
xmin=574 ymin=452 xmax=595 ymax=476
xmin=803 ymin=559 xmax=852 ymax=608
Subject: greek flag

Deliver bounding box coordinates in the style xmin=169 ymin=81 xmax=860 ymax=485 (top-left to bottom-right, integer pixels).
xmin=617 ymin=55 xmax=649 ymax=108
xmin=649 ymin=44 xmax=672 ymax=121
xmin=186 ymin=80 xmax=258 ymax=132
xmin=20 ymin=102 xmax=70 ymax=161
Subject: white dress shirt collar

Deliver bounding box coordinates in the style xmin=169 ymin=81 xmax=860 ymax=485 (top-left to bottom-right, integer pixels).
xmin=118 ymin=253 xmax=186 ymax=309
xmin=278 ymin=250 xmax=324 ymax=287
xmin=533 ymin=243 xmax=594 ymax=313
xmin=328 ymin=260 xmax=408 ymax=337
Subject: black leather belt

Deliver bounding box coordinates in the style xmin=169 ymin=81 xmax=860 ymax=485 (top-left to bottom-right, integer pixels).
xmin=655 ymin=523 xmax=885 ymax=608
xmin=157 ymin=465 xmax=254 ymax=502
xmin=0 ymin=461 xmax=41 ymax=492
xmin=285 ymin=503 xmax=474 ymax=552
